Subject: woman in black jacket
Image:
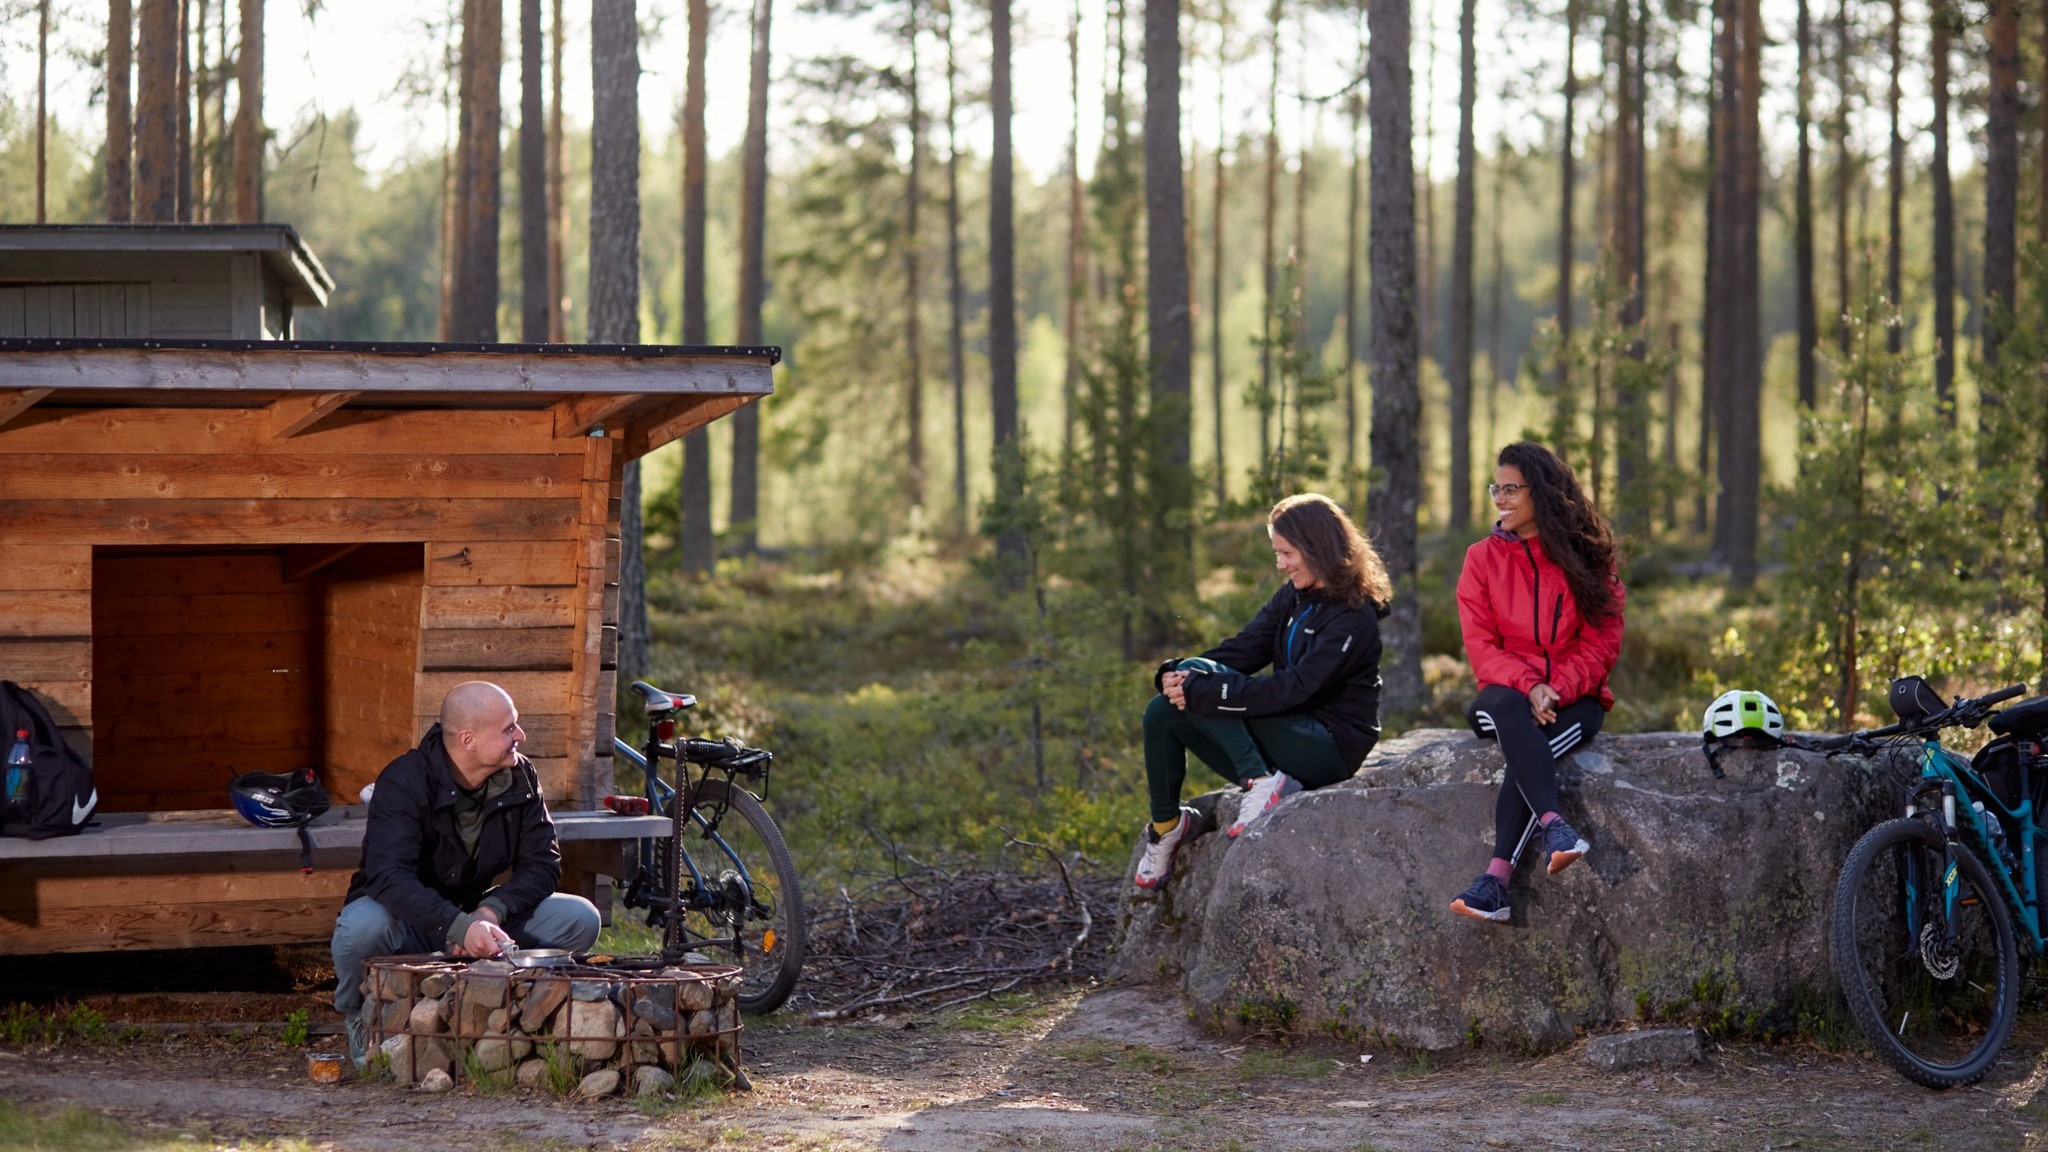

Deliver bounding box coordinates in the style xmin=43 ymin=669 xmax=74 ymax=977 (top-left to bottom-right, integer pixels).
xmin=1134 ymin=493 xmax=1391 ymax=889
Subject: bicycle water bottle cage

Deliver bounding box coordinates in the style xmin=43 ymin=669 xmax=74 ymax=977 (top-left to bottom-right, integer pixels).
xmin=630 ymin=680 xmax=697 ymax=716
xmin=1889 ymin=676 xmax=1948 ymax=723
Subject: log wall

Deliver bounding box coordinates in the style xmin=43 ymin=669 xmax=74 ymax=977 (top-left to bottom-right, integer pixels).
xmin=0 ymin=405 xmax=621 ymax=818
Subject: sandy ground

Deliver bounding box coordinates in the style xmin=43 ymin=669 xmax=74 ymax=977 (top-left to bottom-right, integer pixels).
xmin=4 ymin=983 xmax=2047 ymax=1151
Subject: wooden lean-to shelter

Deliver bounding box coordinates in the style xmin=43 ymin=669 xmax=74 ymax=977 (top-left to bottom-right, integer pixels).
xmin=0 ymin=225 xmax=773 ymax=954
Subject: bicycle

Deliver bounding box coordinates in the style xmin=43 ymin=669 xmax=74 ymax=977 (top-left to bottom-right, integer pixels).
xmin=610 ymin=680 xmax=806 ymax=1015
xmin=1821 ymin=675 xmax=2048 ymax=1088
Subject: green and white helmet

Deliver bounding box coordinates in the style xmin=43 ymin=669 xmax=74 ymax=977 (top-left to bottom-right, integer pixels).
xmin=1703 ymin=689 xmax=1785 ymax=743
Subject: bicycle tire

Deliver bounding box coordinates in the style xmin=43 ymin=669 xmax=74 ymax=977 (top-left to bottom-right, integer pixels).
xmin=1830 ymin=817 xmax=2019 ymax=1088
xmin=671 ymin=778 xmax=806 ymax=1015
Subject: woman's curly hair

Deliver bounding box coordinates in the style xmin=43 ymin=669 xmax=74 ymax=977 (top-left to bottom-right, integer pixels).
xmin=1497 ymin=441 xmax=1620 ymax=623
xmin=1268 ymin=494 xmax=1393 ymax=609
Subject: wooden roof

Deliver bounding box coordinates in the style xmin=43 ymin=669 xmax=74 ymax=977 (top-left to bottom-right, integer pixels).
xmin=0 ymin=224 xmax=336 ymax=306
xmin=0 ymin=338 xmax=777 ymax=460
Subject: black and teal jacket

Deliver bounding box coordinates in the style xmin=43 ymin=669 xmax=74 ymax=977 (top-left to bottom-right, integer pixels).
xmin=1173 ymin=581 xmax=1387 ymax=770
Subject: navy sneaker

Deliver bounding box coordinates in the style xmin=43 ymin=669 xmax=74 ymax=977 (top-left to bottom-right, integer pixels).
xmin=1544 ymin=817 xmax=1589 ymax=875
xmin=1450 ymin=874 xmax=1511 ymax=923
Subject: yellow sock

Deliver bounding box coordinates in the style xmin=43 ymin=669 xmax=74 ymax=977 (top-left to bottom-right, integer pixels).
xmin=1152 ymin=819 xmax=1181 ymax=836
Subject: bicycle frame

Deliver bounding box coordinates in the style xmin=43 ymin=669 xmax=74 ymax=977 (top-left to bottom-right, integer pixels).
xmin=613 ymin=736 xmax=765 ymax=922
xmin=1906 ymin=738 xmax=2045 ymax=952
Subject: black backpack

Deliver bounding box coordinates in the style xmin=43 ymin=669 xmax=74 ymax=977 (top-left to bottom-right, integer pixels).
xmin=0 ymin=681 xmax=99 ymax=839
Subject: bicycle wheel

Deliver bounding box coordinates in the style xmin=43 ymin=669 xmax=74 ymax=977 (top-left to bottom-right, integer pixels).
xmin=672 ymin=778 xmax=806 ymax=1015
xmin=1830 ymin=817 xmax=2019 ymax=1088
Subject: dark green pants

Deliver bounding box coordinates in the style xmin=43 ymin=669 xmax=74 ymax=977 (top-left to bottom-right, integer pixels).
xmin=1142 ymin=660 xmax=1351 ymax=823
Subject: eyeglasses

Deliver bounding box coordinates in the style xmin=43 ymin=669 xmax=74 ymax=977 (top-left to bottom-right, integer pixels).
xmin=1487 ymin=483 xmax=1528 ymax=500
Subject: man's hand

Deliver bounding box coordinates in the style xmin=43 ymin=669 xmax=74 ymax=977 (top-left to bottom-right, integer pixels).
xmin=1162 ymin=670 xmax=1188 ymax=710
xmin=457 ymin=914 xmax=514 ymax=958
xmin=1529 ymin=682 xmax=1561 ymax=726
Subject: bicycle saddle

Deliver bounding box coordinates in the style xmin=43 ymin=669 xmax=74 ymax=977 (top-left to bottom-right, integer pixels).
xmin=1989 ymin=696 xmax=2048 ymax=740
xmin=629 ymin=680 xmax=697 ymax=715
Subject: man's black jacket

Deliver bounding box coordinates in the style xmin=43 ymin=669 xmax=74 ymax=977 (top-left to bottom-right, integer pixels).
xmin=342 ymin=724 xmax=562 ymax=940
xmin=1174 ymin=581 xmax=1387 ymax=771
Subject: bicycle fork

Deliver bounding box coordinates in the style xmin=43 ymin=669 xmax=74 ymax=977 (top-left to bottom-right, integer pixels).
xmin=1903 ymin=781 xmax=1965 ymax=957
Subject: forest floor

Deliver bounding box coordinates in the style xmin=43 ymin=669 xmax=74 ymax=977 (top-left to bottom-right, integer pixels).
xmin=3 ymin=981 xmax=2045 ymax=1152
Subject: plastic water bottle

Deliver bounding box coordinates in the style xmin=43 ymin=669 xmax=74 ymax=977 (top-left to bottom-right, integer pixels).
xmin=5 ymin=729 xmax=28 ymax=802
xmin=1974 ymin=802 xmax=2016 ymax=872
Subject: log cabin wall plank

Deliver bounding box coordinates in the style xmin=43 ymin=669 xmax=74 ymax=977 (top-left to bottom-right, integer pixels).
xmin=0 ymin=544 xmax=93 ymax=755
xmin=91 ymin=551 xmax=320 ymax=812
xmin=0 ymin=408 xmax=576 ymax=456
xmin=321 ymin=548 xmax=424 ymax=804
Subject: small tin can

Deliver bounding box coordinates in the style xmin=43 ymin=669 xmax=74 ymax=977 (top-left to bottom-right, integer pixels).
xmin=306 ymin=1052 xmax=346 ymax=1084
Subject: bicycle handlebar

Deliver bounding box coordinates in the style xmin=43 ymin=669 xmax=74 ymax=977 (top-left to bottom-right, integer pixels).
xmin=1814 ymin=683 xmax=2027 ymax=754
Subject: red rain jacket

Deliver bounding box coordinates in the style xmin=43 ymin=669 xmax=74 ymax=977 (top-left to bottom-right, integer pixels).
xmin=1456 ymin=527 xmax=1625 ymax=710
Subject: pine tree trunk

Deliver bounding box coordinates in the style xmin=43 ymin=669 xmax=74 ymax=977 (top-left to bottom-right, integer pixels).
xmin=590 ymin=0 xmax=643 ymax=677
xmin=136 ymin=0 xmax=180 ymax=221
xmin=991 ymin=0 xmax=1025 ymax=578
xmin=548 ymin=0 xmax=567 ymax=340
xmin=1555 ymin=0 xmax=1577 ymax=391
xmin=1832 ymin=0 xmax=1851 ymax=356
xmin=1210 ymin=6 xmax=1229 ymax=507
xmin=1064 ymin=0 xmax=1085 ymax=462
xmin=730 ymin=0 xmax=772 ymax=556
xmin=1146 ymin=0 xmax=1193 ymax=598
xmin=1711 ymin=0 xmax=1737 ymax=555
xmin=108 ymin=0 xmax=133 ymax=221
xmin=1931 ymin=1 xmax=1955 ymax=420
xmin=232 ymin=0 xmax=261 ymax=221
xmin=1885 ymin=0 xmax=1902 ymax=354
xmin=450 ymin=0 xmax=504 ymax=343
xmin=1726 ymin=0 xmax=1763 ymax=591
xmin=1795 ymin=0 xmax=1816 ymax=424
xmin=945 ymin=3 xmax=969 ymax=535
xmin=35 ymin=0 xmax=48 ymax=223
xmin=1258 ymin=0 xmax=1281 ymax=467
xmin=177 ymin=0 xmax=192 ymax=220
xmin=1486 ymin=135 xmax=1505 ymax=468
xmin=1345 ymin=8 xmax=1365 ymax=486
xmin=1696 ymin=12 xmax=1717 ymax=537
xmin=903 ymin=1 xmax=927 ymax=509
xmin=520 ymin=0 xmax=549 ymax=342
xmin=1369 ymin=0 xmax=1424 ymax=717
xmin=1448 ymin=0 xmax=1476 ymax=528
xmin=1983 ymin=0 xmax=2018 ymax=389
xmin=194 ymin=0 xmax=210 ymax=221
xmin=1615 ymin=0 xmax=1650 ymax=533
xmin=680 ymin=0 xmax=715 ymax=574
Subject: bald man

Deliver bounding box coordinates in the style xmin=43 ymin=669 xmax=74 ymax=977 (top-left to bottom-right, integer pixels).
xmin=330 ymin=681 xmax=600 ymax=1066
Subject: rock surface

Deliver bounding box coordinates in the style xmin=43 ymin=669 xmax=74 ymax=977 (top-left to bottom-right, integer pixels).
xmin=1111 ymin=728 xmax=1898 ymax=1051
xmin=1584 ymin=1028 xmax=1704 ymax=1071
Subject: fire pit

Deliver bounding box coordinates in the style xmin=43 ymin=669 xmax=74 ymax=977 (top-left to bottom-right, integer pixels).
xmin=358 ymin=955 xmax=743 ymax=1094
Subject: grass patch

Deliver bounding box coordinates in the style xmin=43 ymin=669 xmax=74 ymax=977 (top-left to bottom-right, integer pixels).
xmin=0 ymin=1003 xmax=110 ymax=1047
xmin=1235 ymin=1047 xmax=1336 ymax=1079
xmin=1523 ymin=1090 xmax=1568 ymax=1106
xmin=0 ymin=1100 xmax=320 ymax=1152
xmin=949 ymin=989 xmax=1059 ymax=1033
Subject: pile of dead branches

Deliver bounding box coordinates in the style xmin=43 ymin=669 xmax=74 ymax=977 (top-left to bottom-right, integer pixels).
xmin=790 ymin=840 xmax=1120 ymax=1021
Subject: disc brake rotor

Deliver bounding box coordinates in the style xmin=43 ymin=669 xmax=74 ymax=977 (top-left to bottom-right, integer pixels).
xmin=1920 ymin=919 xmax=1963 ymax=981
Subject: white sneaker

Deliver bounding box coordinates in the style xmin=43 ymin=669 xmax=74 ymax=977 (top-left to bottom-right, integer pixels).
xmin=1134 ymin=808 xmax=1197 ymax=890
xmin=1226 ymin=772 xmax=1302 ymax=838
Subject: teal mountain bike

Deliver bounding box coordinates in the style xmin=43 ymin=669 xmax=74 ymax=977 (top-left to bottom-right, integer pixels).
xmin=1823 ymin=675 xmax=2048 ymax=1088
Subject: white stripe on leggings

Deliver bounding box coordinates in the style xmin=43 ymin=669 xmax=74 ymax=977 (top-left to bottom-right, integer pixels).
xmin=1474 ymin=710 xmax=1496 ymax=732
xmin=1548 ymin=723 xmax=1584 ymax=757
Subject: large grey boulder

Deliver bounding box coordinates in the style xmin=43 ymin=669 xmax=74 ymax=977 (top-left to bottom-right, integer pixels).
xmin=1111 ymin=728 xmax=1898 ymax=1051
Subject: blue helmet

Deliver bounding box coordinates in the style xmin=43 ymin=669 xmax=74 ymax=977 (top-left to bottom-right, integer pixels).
xmin=229 ymin=767 xmax=331 ymax=828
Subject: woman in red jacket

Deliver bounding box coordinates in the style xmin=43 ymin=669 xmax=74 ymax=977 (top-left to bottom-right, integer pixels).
xmin=1449 ymin=442 xmax=1624 ymax=923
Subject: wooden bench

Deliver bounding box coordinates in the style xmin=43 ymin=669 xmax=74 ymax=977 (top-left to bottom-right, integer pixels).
xmin=0 ymin=808 xmax=668 ymax=955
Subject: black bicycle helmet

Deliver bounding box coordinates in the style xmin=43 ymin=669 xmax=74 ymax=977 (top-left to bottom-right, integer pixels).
xmin=230 ymin=767 xmax=331 ymax=871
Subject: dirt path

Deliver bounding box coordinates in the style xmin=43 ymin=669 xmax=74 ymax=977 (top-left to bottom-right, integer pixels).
xmin=3 ymin=986 xmax=2044 ymax=1151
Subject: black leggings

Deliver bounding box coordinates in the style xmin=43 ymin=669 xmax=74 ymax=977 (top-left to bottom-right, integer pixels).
xmin=1467 ymin=684 xmax=1605 ymax=861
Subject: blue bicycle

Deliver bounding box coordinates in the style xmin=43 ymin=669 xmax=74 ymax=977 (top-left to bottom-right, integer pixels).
xmin=613 ymin=680 xmax=805 ymax=1015
xmin=1823 ymin=675 xmax=2048 ymax=1088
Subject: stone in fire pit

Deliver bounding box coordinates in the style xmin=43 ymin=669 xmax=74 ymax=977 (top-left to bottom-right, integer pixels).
xmin=358 ymin=956 xmax=744 ymax=1093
